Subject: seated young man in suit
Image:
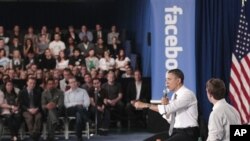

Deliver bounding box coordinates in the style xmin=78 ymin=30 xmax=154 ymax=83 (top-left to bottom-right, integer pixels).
xmin=19 ymin=77 xmax=42 ymax=141
xmin=126 ymin=70 xmax=151 ymax=128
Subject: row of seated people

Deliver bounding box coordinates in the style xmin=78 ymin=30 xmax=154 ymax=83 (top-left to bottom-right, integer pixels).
xmin=0 ymin=47 xmax=131 ymax=78
xmin=0 ymin=69 xmax=151 ymax=141
xmin=0 ymin=24 xmax=123 ymax=63
xmin=0 ymin=24 xmax=121 ymax=47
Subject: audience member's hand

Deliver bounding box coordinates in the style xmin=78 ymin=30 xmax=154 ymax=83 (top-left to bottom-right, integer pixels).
xmin=97 ymin=106 xmax=104 ymax=112
xmin=130 ymin=100 xmax=136 ymax=105
xmin=28 ymin=108 xmax=38 ymax=115
xmin=46 ymin=102 xmax=56 ymax=110
xmin=12 ymin=106 xmax=18 ymax=112
xmin=103 ymin=99 xmax=108 ymax=105
xmin=109 ymin=99 xmax=116 ymax=106
xmin=161 ymin=97 xmax=169 ymax=105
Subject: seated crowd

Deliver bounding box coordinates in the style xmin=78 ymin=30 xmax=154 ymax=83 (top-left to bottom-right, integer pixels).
xmin=0 ymin=24 xmax=151 ymax=141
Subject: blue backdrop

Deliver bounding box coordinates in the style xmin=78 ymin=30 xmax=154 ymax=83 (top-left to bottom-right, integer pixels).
xmin=151 ymin=0 xmax=196 ymax=100
xmin=117 ymin=0 xmax=243 ymax=122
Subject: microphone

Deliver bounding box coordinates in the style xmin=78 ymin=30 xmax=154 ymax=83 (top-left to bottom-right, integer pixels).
xmin=94 ymin=87 xmax=100 ymax=97
xmin=94 ymin=87 xmax=98 ymax=93
xmin=163 ymin=87 xmax=169 ymax=98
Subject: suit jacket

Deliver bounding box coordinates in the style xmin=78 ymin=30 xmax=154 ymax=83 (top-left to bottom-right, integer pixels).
xmin=93 ymin=30 xmax=107 ymax=44
xmin=77 ymin=42 xmax=95 ymax=57
xmin=126 ymin=80 xmax=151 ymax=103
xmin=19 ymin=87 xmax=42 ymax=113
xmin=41 ymin=88 xmax=64 ymax=111
xmin=64 ymin=32 xmax=80 ymax=44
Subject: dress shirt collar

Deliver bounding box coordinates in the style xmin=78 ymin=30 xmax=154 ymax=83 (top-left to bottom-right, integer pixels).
xmin=174 ymin=85 xmax=186 ymax=97
xmin=213 ymin=98 xmax=226 ymax=111
xmin=70 ymin=87 xmax=79 ymax=93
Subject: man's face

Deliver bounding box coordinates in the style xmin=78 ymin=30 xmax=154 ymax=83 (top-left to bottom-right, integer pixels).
xmin=54 ymin=34 xmax=60 ymax=41
xmin=84 ymin=75 xmax=92 ymax=83
xmin=134 ymin=71 xmax=141 ymax=81
xmin=47 ymin=80 xmax=55 ymax=90
xmin=63 ymin=71 xmax=70 ymax=80
xmin=27 ymin=79 xmax=36 ymax=90
xmin=107 ymin=72 xmax=115 ymax=83
xmin=68 ymin=78 xmax=78 ymax=89
xmin=166 ymin=73 xmax=180 ymax=91
xmin=93 ymin=79 xmax=101 ymax=88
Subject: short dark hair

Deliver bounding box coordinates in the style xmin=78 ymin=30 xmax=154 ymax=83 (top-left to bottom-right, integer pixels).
xmin=206 ymin=78 xmax=226 ymax=100
xmin=46 ymin=77 xmax=55 ymax=84
xmin=168 ymin=69 xmax=184 ymax=84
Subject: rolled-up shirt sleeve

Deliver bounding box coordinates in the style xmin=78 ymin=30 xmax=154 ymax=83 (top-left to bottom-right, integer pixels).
xmin=158 ymin=105 xmax=171 ymax=123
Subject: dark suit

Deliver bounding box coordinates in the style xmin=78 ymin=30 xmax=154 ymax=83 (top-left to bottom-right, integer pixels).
xmin=64 ymin=32 xmax=80 ymax=44
xmin=108 ymin=44 xmax=122 ymax=59
xmin=93 ymin=30 xmax=107 ymax=44
xmin=126 ymin=79 xmax=151 ymax=127
xmin=19 ymin=87 xmax=42 ymax=139
xmin=77 ymin=42 xmax=95 ymax=57
xmin=126 ymin=80 xmax=151 ymax=103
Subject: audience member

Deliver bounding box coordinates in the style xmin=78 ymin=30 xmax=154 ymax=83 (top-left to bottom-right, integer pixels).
xmin=78 ymin=25 xmax=93 ymax=42
xmin=49 ymin=33 xmax=66 ymax=58
xmin=64 ymin=77 xmax=90 ymax=141
xmin=19 ymin=77 xmax=42 ymax=141
xmin=77 ymin=35 xmax=95 ymax=57
xmin=0 ymin=80 xmax=22 ymax=141
xmin=206 ymin=78 xmax=241 ymax=141
xmin=101 ymin=71 xmax=124 ymax=127
xmin=42 ymin=78 xmax=64 ymax=141
xmin=107 ymin=25 xmax=120 ymax=45
xmin=85 ymin=49 xmax=99 ymax=72
xmin=126 ymin=70 xmax=150 ymax=127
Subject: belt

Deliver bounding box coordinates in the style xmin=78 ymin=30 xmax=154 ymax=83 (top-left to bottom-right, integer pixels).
xmin=173 ymin=126 xmax=198 ymax=132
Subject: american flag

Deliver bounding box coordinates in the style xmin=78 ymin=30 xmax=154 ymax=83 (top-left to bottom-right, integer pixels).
xmin=229 ymin=0 xmax=250 ymax=124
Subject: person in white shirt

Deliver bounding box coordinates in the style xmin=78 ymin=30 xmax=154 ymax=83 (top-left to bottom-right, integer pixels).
xmin=99 ymin=50 xmax=115 ymax=71
xmin=56 ymin=50 xmax=69 ymax=70
xmin=64 ymin=77 xmax=90 ymax=141
xmin=0 ymin=48 xmax=10 ymax=69
xmin=107 ymin=25 xmax=120 ymax=45
xmin=49 ymin=33 xmax=66 ymax=57
xmin=206 ymin=78 xmax=241 ymax=141
xmin=134 ymin=69 xmax=199 ymax=141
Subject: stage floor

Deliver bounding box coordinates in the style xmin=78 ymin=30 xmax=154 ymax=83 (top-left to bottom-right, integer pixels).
xmin=0 ymin=128 xmax=154 ymax=141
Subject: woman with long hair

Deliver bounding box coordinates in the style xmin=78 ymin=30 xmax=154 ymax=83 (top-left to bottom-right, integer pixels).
xmin=0 ymin=80 xmax=22 ymax=141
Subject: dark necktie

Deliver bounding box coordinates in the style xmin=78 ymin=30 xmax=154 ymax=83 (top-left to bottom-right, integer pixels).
xmin=29 ymin=90 xmax=34 ymax=108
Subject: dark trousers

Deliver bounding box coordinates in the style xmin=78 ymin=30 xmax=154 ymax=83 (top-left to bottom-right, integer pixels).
xmin=44 ymin=109 xmax=60 ymax=140
xmin=167 ymin=127 xmax=199 ymax=141
xmin=22 ymin=111 xmax=42 ymax=136
xmin=126 ymin=103 xmax=147 ymax=127
xmin=2 ymin=114 xmax=22 ymax=137
xmin=107 ymin=101 xmax=124 ymax=123
xmin=89 ymin=106 xmax=110 ymax=129
xmin=66 ymin=106 xmax=89 ymax=138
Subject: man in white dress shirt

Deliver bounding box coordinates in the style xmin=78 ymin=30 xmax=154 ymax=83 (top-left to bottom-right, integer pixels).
xmin=134 ymin=69 xmax=199 ymax=141
xmin=64 ymin=77 xmax=90 ymax=141
xmin=206 ymin=78 xmax=241 ymax=141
